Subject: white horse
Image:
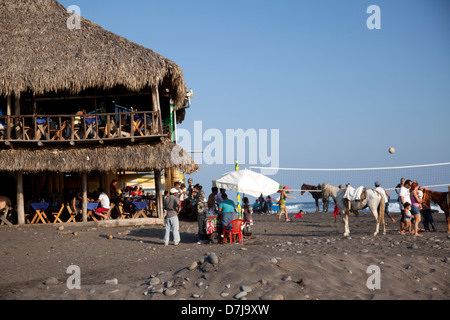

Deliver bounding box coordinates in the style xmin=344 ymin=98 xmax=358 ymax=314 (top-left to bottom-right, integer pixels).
xmin=322 ymin=184 xmax=386 ymax=237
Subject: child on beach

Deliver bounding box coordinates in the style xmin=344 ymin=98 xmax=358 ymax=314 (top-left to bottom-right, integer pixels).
xmin=278 ymin=187 xmax=296 ymax=222
xmin=400 ymin=202 xmax=412 ymax=235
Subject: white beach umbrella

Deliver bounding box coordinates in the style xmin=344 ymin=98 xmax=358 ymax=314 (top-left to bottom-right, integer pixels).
xmin=213 ymin=169 xmax=280 ymax=197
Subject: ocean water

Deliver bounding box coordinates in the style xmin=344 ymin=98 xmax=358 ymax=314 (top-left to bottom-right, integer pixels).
xmin=277 ymin=201 xmax=445 ymax=214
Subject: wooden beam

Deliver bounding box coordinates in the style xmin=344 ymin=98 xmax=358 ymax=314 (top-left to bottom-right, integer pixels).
xmin=151 ymin=86 xmax=160 ymax=112
xmin=6 ymin=95 xmax=11 ymax=115
xmin=97 ymin=217 xmax=163 ymax=227
xmin=154 ymin=169 xmax=164 ymax=219
xmin=16 ymin=172 xmax=25 ymax=225
xmin=14 ymin=96 xmax=20 ymax=139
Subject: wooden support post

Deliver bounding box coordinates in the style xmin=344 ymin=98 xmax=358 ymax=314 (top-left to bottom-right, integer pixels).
xmin=6 ymin=95 xmax=11 ymax=115
xmin=16 ymin=172 xmax=25 ymax=225
xmin=151 ymin=86 xmax=162 ymax=134
xmin=82 ymin=172 xmax=88 ymax=222
xmin=14 ymin=96 xmax=20 ymax=139
xmin=59 ymin=173 xmax=64 ymax=192
xmin=154 ymin=169 xmax=164 ymax=219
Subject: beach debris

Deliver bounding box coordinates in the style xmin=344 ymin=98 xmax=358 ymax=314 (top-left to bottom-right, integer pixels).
xmin=220 ymin=292 xmax=230 ymax=298
xmin=260 ymin=292 xmax=284 ymax=300
xmin=57 ymin=226 xmax=64 ymax=231
xmin=207 ymin=252 xmax=219 ymax=265
xmin=240 ymin=285 xmax=252 ymax=293
xmin=282 ymin=275 xmax=292 ymax=281
xmin=443 ymin=257 xmax=450 ymax=264
xmin=149 ymin=277 xmax=161 ymax=286
xmin=234 ymin=291 xmax=247 ymax=299
xmin=188 ymin=261 xmax=198 ymax=270
xmin=164 ymin=288 xmax=177 ymax=296
xmin=108 ymin=234 xmax=114 ymax=240
xmin=150 ymin=287 xmax=164 ymax=293
xmin=295 ymin=278 xmax=305 ymax=288
xmin=104 ymin=278 xmax=118 ymax=285
xmin=44 ymin=277 xmax=59 ymax=286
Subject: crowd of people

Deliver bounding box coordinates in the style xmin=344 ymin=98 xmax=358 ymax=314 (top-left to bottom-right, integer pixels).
xmin=244 ymin=178 xmax=438 ymax=237
xmin=313 ymin=178 xmax=436 ymax=236
xmin=162 ymin=178 xmax=259 ymax=245
xmin=162 ymin=178 xmax=210 ymax=246
xmin=395 ymin=178 xmax=436 ymax=236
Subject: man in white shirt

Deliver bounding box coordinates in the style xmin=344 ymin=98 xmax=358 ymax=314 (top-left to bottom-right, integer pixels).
xmin=215 ymin=188 xmax=225 ymax=206
xmin=94 ymin=188 xmax=111 ymax=220
xmin=375 ymin=181 xmax=395 ymax=223
xmin=399 ymin=179 xmax=412 ymax=232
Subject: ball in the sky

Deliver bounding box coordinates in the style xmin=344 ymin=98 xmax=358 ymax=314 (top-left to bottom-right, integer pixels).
xmin=389 ymin=147 xmax=395 ymax=154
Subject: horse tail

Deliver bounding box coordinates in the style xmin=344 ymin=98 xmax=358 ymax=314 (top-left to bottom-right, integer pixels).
xmin=378 ymin=191 xmax=385 ymax=226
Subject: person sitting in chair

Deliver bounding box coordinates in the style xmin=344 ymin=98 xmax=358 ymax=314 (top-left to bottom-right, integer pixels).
xmin=219 ymin=193 xmax=237 ymax=230
xmin=94 ymin=188 xmax=110 ymax=220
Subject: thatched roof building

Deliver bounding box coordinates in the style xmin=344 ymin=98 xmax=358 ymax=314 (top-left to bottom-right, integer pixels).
xmin=0 ymin=139 xmax=197 ymax=174
xmin=0 ymin=0 xmax=198 ymax=225
xmin=0 ymin=0 xmax=187 ymax=110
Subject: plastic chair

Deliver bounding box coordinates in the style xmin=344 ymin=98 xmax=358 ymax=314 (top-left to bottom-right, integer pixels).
xmin=223 ymin=219 xmax=245 ymax=244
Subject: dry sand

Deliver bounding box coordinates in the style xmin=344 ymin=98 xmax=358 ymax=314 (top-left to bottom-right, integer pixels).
xmin=1 ymin=210 xmax=449 ymax=302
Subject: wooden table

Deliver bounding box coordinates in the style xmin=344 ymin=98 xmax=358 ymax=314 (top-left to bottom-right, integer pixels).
xmin=0 ymin=206 xmax=13 ymax=227
xmin=87 ymin=202 xmax=99 ymax=221
xmin=29 ymin=203 xmax=50 ymax=224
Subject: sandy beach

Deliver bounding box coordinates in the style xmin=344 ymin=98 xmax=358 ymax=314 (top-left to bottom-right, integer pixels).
xmin=1 ymin=210 xmax=449 ymax=301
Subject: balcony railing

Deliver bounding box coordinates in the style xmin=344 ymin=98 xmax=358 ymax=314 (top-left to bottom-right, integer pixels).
xmin=0 ymin=110 xmax=164 ymax=146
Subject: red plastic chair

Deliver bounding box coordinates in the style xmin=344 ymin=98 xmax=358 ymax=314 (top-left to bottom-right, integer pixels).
xmin=223 ymin=219 xmax=245 ymax=244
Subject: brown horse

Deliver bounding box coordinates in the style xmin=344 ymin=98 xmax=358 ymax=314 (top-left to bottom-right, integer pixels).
xmin=422 ymin=189 xmax=450 ymax=233
xmin=301 ymin=184 xmax=329 ymax=212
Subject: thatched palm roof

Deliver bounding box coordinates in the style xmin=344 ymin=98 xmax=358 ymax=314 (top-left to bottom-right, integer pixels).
xmin=0 ymin=0 xmax=187 ymax=109
xmin=0 ymin=140 xmax=199 ymax=174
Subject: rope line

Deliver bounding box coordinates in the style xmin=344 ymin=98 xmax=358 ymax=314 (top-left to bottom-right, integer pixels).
xmin=250 ymin=162 xmax=450 ymax=172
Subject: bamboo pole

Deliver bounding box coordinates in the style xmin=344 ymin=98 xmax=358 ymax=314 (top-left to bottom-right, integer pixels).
xmin=154 ymin=169 xmax=163 ymax=219
xmin=14 ymin=96 xmax=20 ymax=139
xmin=16 ymin=172 xmax=25 ymax=225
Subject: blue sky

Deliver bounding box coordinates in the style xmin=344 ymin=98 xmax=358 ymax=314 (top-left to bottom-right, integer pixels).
xmin=60 ymin=0 xmax=450 ymax=195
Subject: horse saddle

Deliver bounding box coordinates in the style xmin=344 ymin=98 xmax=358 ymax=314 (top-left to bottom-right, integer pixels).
xmin=344 ymin=186 xmax=366 ymax=213
xmin=344 ymin=186 xmax=366 ymax=201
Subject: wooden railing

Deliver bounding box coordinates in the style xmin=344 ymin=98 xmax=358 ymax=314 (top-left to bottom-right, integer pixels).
xmin=0 ymin=110 xmax=164 ymax=145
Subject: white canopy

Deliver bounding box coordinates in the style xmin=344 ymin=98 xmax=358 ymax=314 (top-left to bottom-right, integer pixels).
xmin=213 ymin=169 xmax=280 ymax=197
